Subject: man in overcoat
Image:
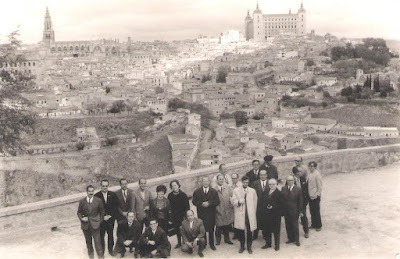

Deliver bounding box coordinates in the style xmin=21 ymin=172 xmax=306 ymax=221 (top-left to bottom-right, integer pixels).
xmin=214 ymin=174 xmax=234 ymax=245
xmin=192 ymin=176 xmax=220 ymax=251
xmin=231 ymin=176 xmax=257 ymax=254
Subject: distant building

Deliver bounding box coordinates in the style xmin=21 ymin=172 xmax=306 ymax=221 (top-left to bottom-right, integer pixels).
xmin=220 ymin=30 xmax=240 ymax=44
xmin=245 ymin=2 xmax=306 ymax=42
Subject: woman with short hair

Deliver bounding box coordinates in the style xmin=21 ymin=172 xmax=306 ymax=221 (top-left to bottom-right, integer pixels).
xmin=150 ymin=184 xmax=172 ymax=234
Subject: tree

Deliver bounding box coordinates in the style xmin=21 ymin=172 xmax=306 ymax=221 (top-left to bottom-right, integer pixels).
xmin=216 ymin=67 xmax=228 ymax=83
xmin=316 ymin=86 xmax=324 ymax=92
xmin=340 ymin=86 xmax=353 ymax=97
xmin=109 ymin=100 xmax=126 ymax=116
xmin=234 ymin=111 xmax=248 ymax=126
xmin=105 ymin=137 xmax=118 ymax=146
xmin=201 ymin=74 xmax=211 ymax=83
xmin=125 ymin=102 xmax=134 ymax=115
xmin=380 ymin=91 xmax=387 ymax=98
xmin=96 ymin=101 xmax=108 ymax=113
xmin=76 ymin=142 xmax=85 ymax=151
xmin=281 ymin=95 xmax=292 ymax=102
xmin=220 ymin=112 xmax=234 ymax=120
xmin=323 ymin=91 xmax=331 ymax=99
xmin=0 ymin=30 xmax=36 ymax=155
xmin=306 ymin=59 xmax=315 ymax=67
xmin=105 ymin=86 xmax=111 ymax=94
xmin=373 ymin=75 xmax=380 ymax=92
xmin=155 ymin=86 xmax=164 ymax=94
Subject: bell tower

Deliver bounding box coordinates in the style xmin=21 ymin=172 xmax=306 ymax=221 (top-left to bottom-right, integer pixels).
xmin=42 ymin=7 xmax=55 ymax=47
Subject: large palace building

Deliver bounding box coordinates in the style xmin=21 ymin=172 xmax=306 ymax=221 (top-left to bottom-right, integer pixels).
xmin=42 ymin=7 xmax=122 ymax=57
xmin=245 ymin=2 xmax=306 ymax=41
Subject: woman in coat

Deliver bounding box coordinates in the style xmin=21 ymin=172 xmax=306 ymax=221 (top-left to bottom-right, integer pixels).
xmin=150 ymin=185 xmax=172 ymax=234
xmin=167 ymin=179 xmax=190 ymax=249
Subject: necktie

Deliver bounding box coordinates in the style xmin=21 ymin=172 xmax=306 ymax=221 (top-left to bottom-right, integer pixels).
xmin=123 ymin=190 xmax=127 ymax=202
xmin=262 ymin=181 xmax=265 ymax=191
xmin=88 ymin=198 xmax=91 ymax=204
xmin=220 ymin=186 xmax=223 ymax=192
xmin=204 ymin=188 xmax=207 ymax=194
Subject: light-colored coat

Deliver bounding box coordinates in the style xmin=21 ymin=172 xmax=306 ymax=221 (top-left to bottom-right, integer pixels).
xmin=214 ymin=185 xmax=234 ymax=226
xmin=231 ymin=187 xmax=258 ymax=231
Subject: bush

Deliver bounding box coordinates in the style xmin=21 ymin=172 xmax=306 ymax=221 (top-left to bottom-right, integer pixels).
xmin=76 ymin=142 xmax=85 ymax=151
xmin=106 ymin=137 xmax=118 ymax=146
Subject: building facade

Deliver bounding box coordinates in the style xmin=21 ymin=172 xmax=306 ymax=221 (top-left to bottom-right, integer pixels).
xmin=245 ymin=2 xmax=306 ymax=42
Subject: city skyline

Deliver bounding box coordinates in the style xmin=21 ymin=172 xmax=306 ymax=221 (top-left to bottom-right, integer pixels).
xmin=1 ymin=0 xmax=400 ymax=43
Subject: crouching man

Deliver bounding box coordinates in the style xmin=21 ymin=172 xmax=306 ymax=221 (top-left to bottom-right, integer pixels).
xmin=114 ymin=211 xmax=142 ymax=258
xmin=139 ymin=218 xmax=171 ymax=258
xmin=180 ymin=210 xmax=206 ymax=257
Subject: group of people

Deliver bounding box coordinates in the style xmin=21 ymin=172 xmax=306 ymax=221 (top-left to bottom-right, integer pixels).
xmin=77 ymin=155 xmax=323 ymax=258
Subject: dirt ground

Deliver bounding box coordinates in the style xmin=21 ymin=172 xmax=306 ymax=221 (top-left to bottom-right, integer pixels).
xmin=1 ymin=162 xmax=400 ymax=259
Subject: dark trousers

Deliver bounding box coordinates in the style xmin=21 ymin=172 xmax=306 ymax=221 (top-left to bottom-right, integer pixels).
xmin=100 ymin=220 xmax=115 ymax=254
xmin=284 ymin=214 xmax=299 ymax=243
xmin=215 ymin=225 xmax=231 ymax=243
xmin=264 ymin=217 xmax=281 ymax=249
xmin=181 ymin=238 xmax=206 ymax=254
xmin=309 ymin=196 xmax=322 ymax=228
xmin=83 ymin=225 xmax=104 ymax=259
xmin=174 ymin=222 xmax=183 ymax=245
xmin=301 ymin=198 xmax=309 ymax=234
xmin=237 ymin=215 xmax=252 ymax=250
xmin=204 ymin=230 xmax=215 ymax=246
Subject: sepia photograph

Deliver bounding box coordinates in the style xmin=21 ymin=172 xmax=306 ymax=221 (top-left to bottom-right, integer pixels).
xmin=0 ymin=0 xmax=399 ymax=258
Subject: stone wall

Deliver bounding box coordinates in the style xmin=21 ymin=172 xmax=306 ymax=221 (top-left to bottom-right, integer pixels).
xmin=1 ymin=144 xmax=400 ymax=235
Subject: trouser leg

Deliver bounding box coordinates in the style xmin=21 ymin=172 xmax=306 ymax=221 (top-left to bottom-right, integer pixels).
xmin=223 ymin=225 xmax=231 ymax=242
xmin=215 ymin=226 xmax=222 ymax=244
xmin=284 ymin=216 xmax=292 ymax=241
xmin=310 ymin=197 xmax=322 ymax=228
xmin=198 ymin=238 xmax=206 ymax=253
xmin=99 ymin=225 xmax=106 ymax=253
xmin=274 ymin=231 xmax=280 ymax=249
xmin=265 ymin=231 xmax=272 ymax=246
xmin=245 ymin=222 xmax=252 ymax=250
xmin=92 ymin=227 xmax=104 ymax=258
xmin=237 ymin=229 xmax=245 ymax=249
xmin=209 ymin=231 xmax=215 ymax=246
xmin=83 ymin=229 xmax=94 ymax=259
xmin=107 ymin=221 xmax=115 ymax=254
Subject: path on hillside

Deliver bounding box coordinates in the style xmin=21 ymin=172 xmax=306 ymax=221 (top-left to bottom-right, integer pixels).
xmin=1 ymin=163 xmax=400 ymax=258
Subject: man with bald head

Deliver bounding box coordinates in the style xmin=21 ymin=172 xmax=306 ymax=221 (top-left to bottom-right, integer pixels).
xmin=282 ymin=175 xmax=303 ymax=246
xmin=261 ymin=178 xmax=285 ymax=251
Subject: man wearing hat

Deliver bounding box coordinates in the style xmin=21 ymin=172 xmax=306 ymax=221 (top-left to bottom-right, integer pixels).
xmin=259 ymin=155 xmax=278 ymax=181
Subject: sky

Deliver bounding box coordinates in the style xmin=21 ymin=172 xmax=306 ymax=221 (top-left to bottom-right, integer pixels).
xmin=0 ymin=0 xmax=399 ymax=43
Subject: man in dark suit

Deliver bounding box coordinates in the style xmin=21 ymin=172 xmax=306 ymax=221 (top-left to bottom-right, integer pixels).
xmin=77 ymin=185 xmax=105 ymax=259
xmin=180 ymin=210 xmax=206 ymax=257
xmin=94 ymin=179 xmax=119 ymax=256
xmin=132 ymin=178 xmax=152 ymax=229
xmin=114 ymin=211 xmax=142 ymax=258
xmin=251 ymin=169 xmax=269 ymax=240
xmin=259 ymin=155 xmax=278 ymax=181
xmin=245 ymin=160 xmax=260 ymax=187
xmin=261 ymin=178 xmax=285 ymax=251
xmin=115 ymin=178 xmax=134 ymax=220
xmin=140 ymin=218 xmax=172 ymax=258
xmin=292 ymin=156 xmax=310 ymax=238
xmin=192 ymin=176 xmax=220 ymax=251
xmin=282 ymin=175 xmax=303 ymax=246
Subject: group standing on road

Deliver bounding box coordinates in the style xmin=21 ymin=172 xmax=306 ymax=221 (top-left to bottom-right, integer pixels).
xmin=77 ymin=155 xmax=323 ymax=258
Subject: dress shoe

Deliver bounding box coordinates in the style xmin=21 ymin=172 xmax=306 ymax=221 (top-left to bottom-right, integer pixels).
xmin=275 ymin=247 xmax=280 ymax=251
xmin=286 ymin=240 xmax=294 ymax=244
xmin=215 ymin=241 xmax=220 ymax=246
xmin=225 ymin=240 xmax=234 ymax=245
xmin=210 ymin=245 xmax=217 ymax=251
xmin=198 ymin=252 xmax=204 ymax=258
xmin=296 ymin=242 xmax=301 ymax=246
xmin=248 ymin=248 xmax=253 ymax=254
xmin=261 ymin=244 xmax=271 ymax=249
xmin=316 ymin=228 xmax=321 ymax=232
xmin=174 ymin=243 xmax=181 ymax=249
xmin=304 ymin=232 xmax=309 ymax=238
xmin=239 ymin=247 xmax=244 ymax=253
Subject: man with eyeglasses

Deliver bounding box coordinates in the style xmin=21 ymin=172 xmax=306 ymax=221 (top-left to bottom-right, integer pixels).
xmin=95 ymin=179 xmax=119 ymax=256
xmin=307 ymin=161 xmax=322 ymax=232
xmin=292 ymin=157 xmax=310 ymax=238
xmin=140 ymin=218 xmax=171 ymax=258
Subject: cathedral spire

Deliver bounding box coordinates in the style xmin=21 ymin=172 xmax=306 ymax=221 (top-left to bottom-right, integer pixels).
xmin=43 ymin=7 xmax=55 ymax=47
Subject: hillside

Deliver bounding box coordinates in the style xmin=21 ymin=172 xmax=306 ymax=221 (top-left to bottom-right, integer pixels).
xmin=312 ymin=104 xmax=400 ymax=127
xmin=23 ymin=112 xmax=154 ymax=145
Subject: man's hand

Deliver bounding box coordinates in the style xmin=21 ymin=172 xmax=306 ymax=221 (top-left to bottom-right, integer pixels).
xmin=148 ymin=240 xmax=156 ymax=245
xmin=193 ymin=239 xmax=199 ymax=248
xmin=239 ymin=199 xmax=245 ymax=205
xmin=104 ymin=215 xmax=112 ymax=221
xmin=186 ymin=242 xmax=193 ymax=249
xmin=123 ymin=240 xmax=133 ymax=246
xmin=144 ymin=206 xmax=150 ymax=211
xmin=151 ymin=249 xmax=157 ymax=255
xmin=299 ymin=212 xmax=304 ymax=217
xmin=81 ymin=217 xmax=89 ymax=222
xmin=202 ymin=201 xmax=209 ymax=208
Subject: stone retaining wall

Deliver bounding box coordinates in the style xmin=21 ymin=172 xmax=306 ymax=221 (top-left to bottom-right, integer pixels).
xmin=1 ymin=144 xmax=400 ymax=234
